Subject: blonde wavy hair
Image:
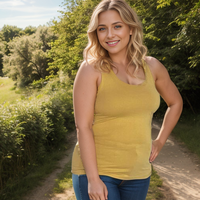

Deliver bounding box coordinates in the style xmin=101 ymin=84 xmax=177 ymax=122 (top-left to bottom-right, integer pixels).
xmin=83 ymin=0 xmax=147 ymax=75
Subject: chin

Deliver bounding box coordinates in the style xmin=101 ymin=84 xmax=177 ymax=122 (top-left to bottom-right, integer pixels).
xmin=107 ymin=50 xmax=122 ymax=55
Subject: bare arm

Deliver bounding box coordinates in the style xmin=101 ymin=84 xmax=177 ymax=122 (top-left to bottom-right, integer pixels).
xmin=73 ymin=62 xmax=108 ymax=200
xmin=146 ymin=57 xmax=183 ymax=162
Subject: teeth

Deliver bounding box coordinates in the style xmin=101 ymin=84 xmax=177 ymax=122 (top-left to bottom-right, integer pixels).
xmin=107 ymin=41 xmax=119 ymax=44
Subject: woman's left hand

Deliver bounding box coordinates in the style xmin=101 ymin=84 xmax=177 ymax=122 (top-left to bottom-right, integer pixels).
xmin=149 ymin=139 xmax=164 ymax=163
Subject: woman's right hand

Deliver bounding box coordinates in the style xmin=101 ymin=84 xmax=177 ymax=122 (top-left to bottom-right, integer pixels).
xmin=88 ymin=178 xmax=108 ymax=200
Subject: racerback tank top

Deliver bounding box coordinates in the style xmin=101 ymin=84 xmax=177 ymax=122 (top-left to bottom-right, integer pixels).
xmin=71 ymin=61 xmax=160 ymax=180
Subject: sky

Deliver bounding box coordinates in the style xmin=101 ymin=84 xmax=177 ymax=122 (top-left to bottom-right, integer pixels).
xmin=0 ymin=0 xmax=65 ymax=29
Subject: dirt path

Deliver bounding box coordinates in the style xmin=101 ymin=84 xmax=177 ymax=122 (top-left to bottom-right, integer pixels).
xmin=24 ymin=121 xmax=200 ymax=200
xmin=152 ymin=120 xmax=200 ymax=200
xmin=23 ymin=131 xmax=77 ymax=200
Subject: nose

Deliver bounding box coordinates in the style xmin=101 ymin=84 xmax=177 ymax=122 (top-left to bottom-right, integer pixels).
xmin=107 ymin=28 xmax=114 ymax=39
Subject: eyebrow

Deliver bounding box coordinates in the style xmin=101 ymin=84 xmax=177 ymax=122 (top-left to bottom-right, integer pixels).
xmin=98 ymin=21 xmax=123 ymax=27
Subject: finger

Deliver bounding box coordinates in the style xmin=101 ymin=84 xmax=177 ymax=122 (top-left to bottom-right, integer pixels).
xmin=88 ymin=194 xmax=93 ymax=200
xmin=104 ymin=192 xmax=108 ymax=200
xmin=149 ymin=148 xmax=156 ymax=162
xmin=96 ymin=194 xmax=102 ymax=200
xmin=150 ymin=150 xmax=158 ymax=162
xmin=99 ymin=194 xmax=106 ymax=200
xmin=104 ymin=186 xmax=108 ymax=199
xmin=149 ymin=149 xmax=154 ymax=162
xmin=89 ymin=194 xmax=96 ymax=200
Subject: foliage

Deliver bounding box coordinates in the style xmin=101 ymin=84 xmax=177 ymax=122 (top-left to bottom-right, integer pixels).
xmin=0 ymin=25 xmax=37 ymax=76
xmin=0 ymin=76 xmax=74 ymax=191
xmin=48 ymin=0 xmax=100 ymax=81
xmin=0 ymin=54 xmax=4 ymax=76
xmin=0 ymin=1 xmax=199 ymax=111
xmin=47 ymin=0 xmax=200 ymax=112
xmin=2 ymin=26 xmax=58 ymax=87
xmin=0 ymin=25 xmax=23 ymax=43
xmin=132 ymin=0 xmax=200 ymax=112
xmin=173 ymin=112 xmax=200 ymax=157
xmin=0 ymin=143 xmax=67 ymax=200
xmin=53 ymin=161 xmax=73 ymax=193
xmin=23 ymin=26 xmax=37 ymax=36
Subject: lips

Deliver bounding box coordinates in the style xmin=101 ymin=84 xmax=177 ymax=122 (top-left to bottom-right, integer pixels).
xmin=106 ymin=40 xmax=120 ymax=46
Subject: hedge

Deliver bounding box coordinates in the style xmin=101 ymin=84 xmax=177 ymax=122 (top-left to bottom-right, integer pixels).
xmin=0 ymin=78 xmax=74 ymax=190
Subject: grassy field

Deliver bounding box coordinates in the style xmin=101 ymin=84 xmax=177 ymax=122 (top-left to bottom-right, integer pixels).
xmin=0 ymin=78 xmax=21 ymax=104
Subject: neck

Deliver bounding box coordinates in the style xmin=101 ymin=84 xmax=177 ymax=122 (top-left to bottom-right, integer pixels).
xmin=109 ymin=52 xmax=129 ymax=68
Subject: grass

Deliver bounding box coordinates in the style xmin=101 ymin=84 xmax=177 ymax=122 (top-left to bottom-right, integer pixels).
xmin=0 ymin=78 xmax=21 ymax=104
xmin=172 ymin=112 xmax=200 ymax=158
xmin=147 ymin=168 xmax=163 ymax=200
xmin=53 ymin=164 xmax=164 ymax=200
xmin=0 ymin=142 xmax=69 ymax=200
xmin=54 ymin=161 xmax=73 ymax=194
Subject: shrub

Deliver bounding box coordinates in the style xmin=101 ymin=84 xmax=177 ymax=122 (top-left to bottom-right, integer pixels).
xmin=0 ymin=76 xmax=74 ymax=190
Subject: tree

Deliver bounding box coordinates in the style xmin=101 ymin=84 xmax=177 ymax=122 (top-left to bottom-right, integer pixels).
xmin=0 ymin=36 xmax=5 ymax=76
xmin=131 ymin=0 xmax=200 ymax=112
xmin=0 ymin=25 xmax=23 ymax=43
xmin=0 ymin=25 xmax=22 ymax=76
xmin=22 ymin=26 xmax=37 ymax=36
xmin=48 ymin=0 xmax=200 ymax=111
xmin=48 ymin=0 xmax=100 ymax=81
xmin=0 ymin=25 xmax=38 ymax=76
xmin=3 ymin=26 xmax=58 ymax=87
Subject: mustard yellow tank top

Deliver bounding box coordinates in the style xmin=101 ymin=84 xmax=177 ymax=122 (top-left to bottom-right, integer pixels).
xmin=71 ymin=61 xmax=160 ymax=180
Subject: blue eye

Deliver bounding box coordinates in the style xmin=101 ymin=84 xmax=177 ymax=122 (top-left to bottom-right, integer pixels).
xmin=99 ymin=27 xmax=106 ymax=31
xmin=115 ymin=25 xmax=122 ymax=29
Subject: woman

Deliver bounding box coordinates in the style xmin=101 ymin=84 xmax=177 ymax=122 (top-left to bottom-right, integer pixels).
xmin=71 ymin=0 xmax=183 ymax=200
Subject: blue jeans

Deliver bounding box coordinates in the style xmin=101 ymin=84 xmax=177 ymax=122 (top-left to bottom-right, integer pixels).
xmin=72 ymin=174 xmax=150 ymax=200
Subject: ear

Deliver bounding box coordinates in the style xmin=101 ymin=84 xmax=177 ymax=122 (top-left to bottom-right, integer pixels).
xmin=130 ymin=29 xmax=132 ymax=35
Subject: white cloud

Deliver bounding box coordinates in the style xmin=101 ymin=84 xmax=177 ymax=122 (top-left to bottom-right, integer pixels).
xmin=0 ymin=5 xmax=60 ymax=13
xmin=12 ymin=0 xmax=25 ymax=6
xmin=0 ymin=0 xmax=25 ymax=6
xmin=1 ymin=18 xmax=51 ymax=29
xmin=0 ymin=0 xmax=60 ymax=13
xmin=0 ymin=0 xmax=63 ymax=28
xmin=2 ymin=13 xmax=56 ymax=21
xmin=21 ymin=0 xmax=35 ymax=4
xmin=0 ymin=12 xmax=60 ymax=28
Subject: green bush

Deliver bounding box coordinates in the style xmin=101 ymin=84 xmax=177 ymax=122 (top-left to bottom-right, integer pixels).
xmin=0 ymin=77 xmax=74 ymax=191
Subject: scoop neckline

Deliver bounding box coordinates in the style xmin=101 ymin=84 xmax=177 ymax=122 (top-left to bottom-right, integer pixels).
xmin=110 ymin=67 xmax=147 ymax=87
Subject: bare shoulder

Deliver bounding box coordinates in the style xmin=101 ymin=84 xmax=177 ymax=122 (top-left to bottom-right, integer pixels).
xmin=144 ymin=56 xmax=169 ymax=81
xmin=75 ymin=61 xmax=101 ymax=85
xmin=73 ymin=61 xmax=101 ymax=127
xmin=76 ymin=61 xmax=99 ymax=78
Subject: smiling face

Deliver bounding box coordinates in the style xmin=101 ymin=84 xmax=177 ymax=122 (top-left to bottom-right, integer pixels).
xmin=97 ymin=9 xmax=132 ymax=58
